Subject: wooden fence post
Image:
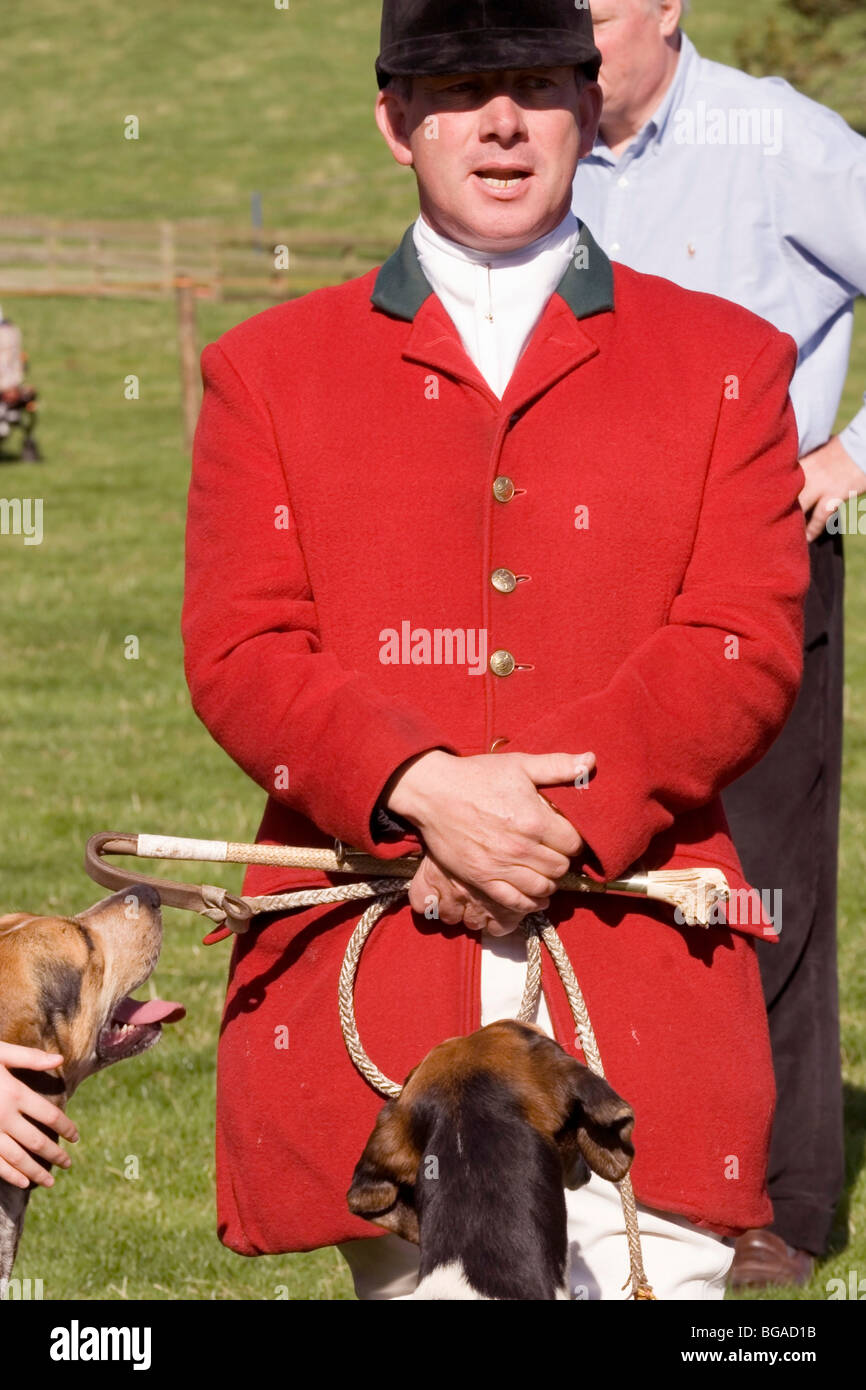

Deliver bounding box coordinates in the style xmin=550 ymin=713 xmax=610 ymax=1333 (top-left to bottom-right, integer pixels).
xmin=160 ymin=221 xmax=175 ymax=293
xmin=174 ymin=274 xmax=199 ymax=452
xmin=46 ymin=221 xmax=59 ymax=292
xmin=89 ymin=235 xmax=103 ymax=293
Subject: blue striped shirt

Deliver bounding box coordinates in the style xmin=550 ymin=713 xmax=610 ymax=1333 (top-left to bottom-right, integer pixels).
xmin=573 ymin=32 xmax=866 ymax=473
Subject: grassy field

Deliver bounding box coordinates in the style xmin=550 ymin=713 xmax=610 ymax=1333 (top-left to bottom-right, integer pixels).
xmin=2 ymin=0 xmax=860 ymax=235
xmin=1 ymin=0 xmax=865 ymax=1301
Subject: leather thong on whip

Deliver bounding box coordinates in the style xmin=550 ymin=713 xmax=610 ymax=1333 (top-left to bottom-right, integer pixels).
xmin=83 ymin=831 xmax=731 ymax=934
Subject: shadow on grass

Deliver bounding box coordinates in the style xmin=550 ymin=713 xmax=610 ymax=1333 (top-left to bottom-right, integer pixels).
xmin=0 ymin=447 xmax=42 ymax=466
xmin=727 ymin=1082 xmax=865 ymax=1301
xmin=827 ymin=1080 xmax=866 ymax=1257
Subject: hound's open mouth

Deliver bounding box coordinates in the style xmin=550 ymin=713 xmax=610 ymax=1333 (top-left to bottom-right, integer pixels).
xmin=97 ymin=996 xmax=186 ymax=1062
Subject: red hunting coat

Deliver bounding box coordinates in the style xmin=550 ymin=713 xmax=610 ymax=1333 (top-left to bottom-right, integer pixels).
xmin=182 ymin=222 xmax=809 ymax=1254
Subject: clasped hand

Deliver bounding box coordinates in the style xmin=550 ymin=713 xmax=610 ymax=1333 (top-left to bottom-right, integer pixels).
xmin=385 ymin=749 xmax=594 ymax=936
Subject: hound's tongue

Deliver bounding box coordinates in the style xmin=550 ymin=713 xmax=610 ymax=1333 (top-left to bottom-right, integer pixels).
xmin=112 ymin=997 xmax=186 ymax=1026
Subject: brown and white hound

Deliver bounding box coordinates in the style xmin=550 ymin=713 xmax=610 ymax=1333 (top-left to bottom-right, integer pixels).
xmin=0 ymin=885 xmax=184 ymax=1283
xmin=348 ymin=1019 xmax=635 ymax=1300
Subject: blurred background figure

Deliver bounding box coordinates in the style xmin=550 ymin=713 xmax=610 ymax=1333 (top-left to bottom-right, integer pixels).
xmin=574 ymin=0 xmax=866 ymax=1288
xmin=0 ymin=305 xmax=41 ymax=462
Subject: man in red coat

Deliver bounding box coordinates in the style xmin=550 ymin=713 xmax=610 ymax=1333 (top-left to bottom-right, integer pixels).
xmin=182 ymin=0 xmax=809 ymax=1299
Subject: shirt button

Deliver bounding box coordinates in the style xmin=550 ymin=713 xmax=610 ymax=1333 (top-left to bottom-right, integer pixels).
xmin=617 ymin=175 xmax=629 ymax=188
xmin=493 ymin=475 xmax=515 ymax=502
xmin=610 ymin=241 xmax=621 ymax=254
xmin=489 ymin=649 xmax=516 ymax=677
xmin=491 ymin=567 xmax=517 ymax=593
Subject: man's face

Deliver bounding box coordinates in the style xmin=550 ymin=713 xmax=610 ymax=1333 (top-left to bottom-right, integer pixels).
xmin=589 ymin=0 xmax=677 ymax=126
xmin=376 ymin=68 xmax=602 ymax=253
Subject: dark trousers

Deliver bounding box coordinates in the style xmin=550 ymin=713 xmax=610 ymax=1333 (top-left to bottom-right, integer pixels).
xmin=721 ymin=528 xmax=845 ymax=1255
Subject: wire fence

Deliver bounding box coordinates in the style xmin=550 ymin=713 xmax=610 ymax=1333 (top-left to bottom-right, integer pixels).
xmin=0 ymin=216 xmax=395 ymax=301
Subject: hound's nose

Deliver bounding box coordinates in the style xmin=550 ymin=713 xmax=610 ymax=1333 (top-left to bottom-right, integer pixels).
xmin=128 ymin=883 xmax=161 ymax=911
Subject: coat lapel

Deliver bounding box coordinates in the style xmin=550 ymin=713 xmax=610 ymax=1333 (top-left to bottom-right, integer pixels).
xmin=500 ymin=294 xmax=606 ymax=415
xmin=403 ymin=296 xmax=498 ymax=403
xmin=370 ymin=221 xmax=616 ymax=411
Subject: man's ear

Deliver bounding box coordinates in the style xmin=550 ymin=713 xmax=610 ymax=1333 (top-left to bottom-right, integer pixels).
xmin=576 ymin=79 xmax=603 ymax=160
xmin=346 ymin=1099 xmax=421 ymax=1244
xmin=375 ymin=89 xmax=415 ymax=169
xmin=555 ymin=1061 xmax=635 ymax=1189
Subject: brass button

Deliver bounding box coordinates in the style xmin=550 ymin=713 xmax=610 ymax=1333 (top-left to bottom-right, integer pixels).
xmin=491 ymin=567 xmax=517 ymax=594
xmin=493 ymin=475 xmax=515 ymax=503
xmin=490 ymin=737 xmax=510 ymax=752
xmin=489 ymin=649 xmax=516 ymax=677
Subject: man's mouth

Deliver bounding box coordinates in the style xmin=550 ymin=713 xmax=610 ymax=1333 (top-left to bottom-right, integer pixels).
xmin=474 ymin=168 xmax=532 ymax=190
xmin=97 ymin=995 xmax=186 ymax=1063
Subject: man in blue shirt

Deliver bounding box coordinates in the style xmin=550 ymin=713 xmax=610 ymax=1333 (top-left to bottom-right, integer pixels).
xmin=574 ymin=0 xmax=866 ymax=1288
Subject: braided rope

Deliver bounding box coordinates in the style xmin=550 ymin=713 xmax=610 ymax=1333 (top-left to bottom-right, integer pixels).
xmin=522 ymin=913 xmax=653 ymax=1299
xmin=337 ymin=890 xmax=407 ymax=1100
xmin=268 ymin=881 xmax=658 ymax=1300
xmin=249 ymin=878 xmax=399 ymax=915
xmin=515 ymin=923 xmax=544 ymax=1025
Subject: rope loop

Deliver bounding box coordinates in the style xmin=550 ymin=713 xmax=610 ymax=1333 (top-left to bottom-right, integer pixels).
xmin=337 ymin=887 xmax=407 ymax=1099
xmin=335 ymin=890 xmax=655 ymax=1300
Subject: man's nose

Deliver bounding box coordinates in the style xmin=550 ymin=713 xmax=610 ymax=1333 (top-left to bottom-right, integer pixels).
xmin=478 ymin=93 xmax=529 ymax=142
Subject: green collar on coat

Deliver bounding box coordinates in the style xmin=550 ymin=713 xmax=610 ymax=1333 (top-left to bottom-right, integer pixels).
xmin=371 ymin=220 xmax=614 ymax=322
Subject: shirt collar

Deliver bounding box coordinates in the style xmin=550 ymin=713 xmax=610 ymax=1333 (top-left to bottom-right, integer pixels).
xmin=588 ymin=29 xmax=697 ymax=166
xmin=413 ymin=209 xmax=580 ymax=270
xmin=372 ymin=218 xmax=614 ymax=322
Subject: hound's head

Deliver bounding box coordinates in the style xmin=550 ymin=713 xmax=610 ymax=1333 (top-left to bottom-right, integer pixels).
xmin=347 ymin=1019 xmax=635 ymax=1244
xmin=0 ymin=885 xmax=184 ymax=1100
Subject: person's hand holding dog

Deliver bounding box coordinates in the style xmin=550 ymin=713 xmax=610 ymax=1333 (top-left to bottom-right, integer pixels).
xmin=0 ymin=1042 xmax=79 ymax=1189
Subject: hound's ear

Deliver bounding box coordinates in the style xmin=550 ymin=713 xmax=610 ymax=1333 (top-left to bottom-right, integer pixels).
xmin=346 ymin=1099 xmax=421 ymax=1244
xmin=556 ymin=1061 xmax=635 ymax=1189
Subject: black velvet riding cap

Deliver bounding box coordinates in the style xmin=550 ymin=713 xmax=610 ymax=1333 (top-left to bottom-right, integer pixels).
xmin=376 ymin=0 xmax=602 ymax=89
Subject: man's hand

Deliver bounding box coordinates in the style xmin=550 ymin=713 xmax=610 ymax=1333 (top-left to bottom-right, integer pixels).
xmin=0 ymin=1042 xmax=79 ymax=1190
xmin=408 ymin=852 xmax=548 ymax=936
xmin=384 ymin=748 xmax=593 ymax=919
xmin=799 ymin=435 xmax=866 ymax=543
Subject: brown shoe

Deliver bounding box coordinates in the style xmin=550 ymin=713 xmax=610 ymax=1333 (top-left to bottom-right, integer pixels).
xmin=728 ymin=1229 xmax=814 ymax=1289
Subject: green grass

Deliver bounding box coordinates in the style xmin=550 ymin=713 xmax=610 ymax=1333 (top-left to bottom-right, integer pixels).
xmin=1 ymin=0 xmax=865 ymax=1301
xmin=0 ymin=0 xmax=416 ymax=239
xmin=1 ymin=0 xmax=858 ymax=240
